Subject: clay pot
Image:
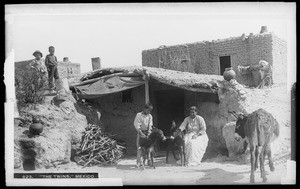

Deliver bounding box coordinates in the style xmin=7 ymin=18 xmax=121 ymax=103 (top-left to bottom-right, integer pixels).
xmin=29 ymin=122 xmax=44 ymax=135
xmin=223 ymin=67 xmax=236 ymax=81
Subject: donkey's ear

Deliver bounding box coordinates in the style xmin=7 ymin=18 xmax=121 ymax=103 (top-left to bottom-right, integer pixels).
xmin=237 ymin=113 xmax=245 ymax=119
xmin=229 ymin=111 xmax=238 ymax=119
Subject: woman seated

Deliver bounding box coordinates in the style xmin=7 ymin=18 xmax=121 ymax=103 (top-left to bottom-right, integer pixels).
xmin=177 ymin=106 xmax=209 ymax=166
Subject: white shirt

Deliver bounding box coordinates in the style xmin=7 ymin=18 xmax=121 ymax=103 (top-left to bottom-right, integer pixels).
xmin=179 ymin=115 xmax=206 ymax=135
xmin=134 ymin=112 xmax=153 ymax=131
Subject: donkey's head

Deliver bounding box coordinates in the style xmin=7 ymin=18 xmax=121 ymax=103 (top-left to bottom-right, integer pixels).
xmin=151 ymin=127 xmax=167 ymax=142
xmin=229 ymin=111 xmax=248 ymax=140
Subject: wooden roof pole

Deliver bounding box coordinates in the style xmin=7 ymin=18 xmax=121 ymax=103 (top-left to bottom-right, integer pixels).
xmin=145 ymin=78 xmax=149 ymax=104
xmin=143 ymin=70 xmax=150 ymax=104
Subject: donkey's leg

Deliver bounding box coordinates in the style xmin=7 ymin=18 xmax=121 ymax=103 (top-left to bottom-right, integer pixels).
xmin=259 ymin=146 xmax=267 ymax=182
xmin=254 ymin=147 xmax=259 ymax=171
xmin=179 ymin=146 xmax=184 ymax=167
xmin=147 ymin=149 xmax=151 ymax=166
xmin=166 ymin=147 xmax=170 ymax=164
xmin=172 ymin=148 xmax=179 ymax=161
xmin=150 ymin=146 xmax=155 ymax=169
xmin=250 ymin=145 xmax=256 ymax=183
xmin=136 ymin=147 xmax=142 ymax=167
xmin=267 ymin=144 xmax=275 ymax=172
xmin=151 ymin=152 xmax=155 ymax=169
xmin=183 ymin=142 xmax=186 ymax=166
xmin=140 ymin=148 xmax=145 ymax=170
xmin=143 ymin=155 xmax=146 ymax=167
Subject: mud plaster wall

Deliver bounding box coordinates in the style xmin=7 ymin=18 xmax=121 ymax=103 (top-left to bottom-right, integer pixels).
xmin=158 ymin=87 xmax=226 ymax=158
xmin=15 ymin=60 xmax=81 ymax=79
xmin=182 ymin=81 xmax=249 ymax=158
xmin=90 ymin=85 xmax=145 ymax=155
xmin=183 ymin=91 xmax=227 ymax=158
xmin=87 ymin=80 xmax=249 ymax=158
xmin=57 ymin=62 xmax=81 ymax=79
xmin=142 ymin=33 xmax=286 ymax=87
xmin=271 ymin=35 xmax=287 ymax=85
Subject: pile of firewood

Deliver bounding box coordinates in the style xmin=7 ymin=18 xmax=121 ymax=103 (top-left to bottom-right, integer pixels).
xmin=74 ymin=124 xmax=125 ymax=167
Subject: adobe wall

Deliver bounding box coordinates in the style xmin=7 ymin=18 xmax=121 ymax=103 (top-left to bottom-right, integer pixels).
xmin=89 ymin=81 xmax=228 ymax=157
xmin=209 ymin=37 xmax=251 ymax=86
xmin=271 ymin=35 xmax=287 ymax=85
xmin=86 ymin=79 xmax=250 ymax=159
xmin=90 ymin=85 xmax=145 ymax=155
xmin=142 ymin=42 xmax=210 ymax=74
xmin=142 ymin=32 xmax=286 ymax=87
xmin=184 ymin=91 xmax=227 ymax=158
xmin=15 ymin=60 xmax=81 ymax=79
xmin=57 ymin=62 xmax=81 ymax=79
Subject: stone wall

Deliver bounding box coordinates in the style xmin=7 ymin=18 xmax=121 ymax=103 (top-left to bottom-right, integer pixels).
xmin=57 ymin=62 xmax=81 ymax=79
xmin=271 ymin=35 xmax=287 ymax=85
xmin=15 ymin=60 xmax=81 ymax=79
xmin=142 ymin=32 xmax=286 ymax=87
xmin=90 ymin=85 xmax=146 ymax=155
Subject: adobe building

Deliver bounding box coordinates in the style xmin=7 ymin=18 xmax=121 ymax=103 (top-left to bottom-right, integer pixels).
xmin=71 ymin=66 xmax=249 ymax=158
xmin=142 ymin=26 xmax=287 ymax=87
xmin=71 ymin=26 xmax=287 ymax=159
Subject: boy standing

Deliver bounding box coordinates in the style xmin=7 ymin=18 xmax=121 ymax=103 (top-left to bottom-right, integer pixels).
xmin=133 ymin=102 xmax=153 ymax=168
xmin=45 ymin=46 xmax=60 ymax=90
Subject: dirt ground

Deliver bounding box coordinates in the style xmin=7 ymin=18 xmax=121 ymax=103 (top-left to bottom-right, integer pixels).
xmin=14 ymin=151 xmax=292 ymax=185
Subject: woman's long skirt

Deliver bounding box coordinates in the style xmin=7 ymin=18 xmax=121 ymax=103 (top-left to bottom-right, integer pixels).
xmin=184 ymin=132 xmax=209 ymax=166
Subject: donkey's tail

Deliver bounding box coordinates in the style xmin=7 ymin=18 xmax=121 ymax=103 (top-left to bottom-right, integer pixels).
xmin=273 ymin=118 xmax=280 ymax=139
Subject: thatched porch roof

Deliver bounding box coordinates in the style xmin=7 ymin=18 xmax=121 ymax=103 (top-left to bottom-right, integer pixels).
xmin=71 ymin=66 xmax=224 ymax=99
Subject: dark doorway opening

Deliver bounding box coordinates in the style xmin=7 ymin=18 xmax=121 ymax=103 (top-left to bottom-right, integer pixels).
xmin=219 ymin=56 xmax=231 ymax=75
xmin=122 ymin=89 xmax=133 ymax=103
xmin=154 ymin=89 xmax=185 ymax=151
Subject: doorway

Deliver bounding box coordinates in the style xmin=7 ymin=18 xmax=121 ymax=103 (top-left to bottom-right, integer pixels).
xmin=219 ymin=56 xmax=231 ymax=75
xmin=154 ymin=89 xmax=185 ymax=151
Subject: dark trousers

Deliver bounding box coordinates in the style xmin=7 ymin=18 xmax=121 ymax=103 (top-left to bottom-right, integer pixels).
xmin=48 ymin=65 xmax=59 ymax=89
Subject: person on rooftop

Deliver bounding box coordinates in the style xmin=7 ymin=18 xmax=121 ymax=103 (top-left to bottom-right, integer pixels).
xmin=45 ymin=46 xmax=60 ymax=90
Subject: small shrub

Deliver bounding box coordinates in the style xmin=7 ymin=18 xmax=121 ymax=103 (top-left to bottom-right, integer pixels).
xmin=15 ymin=68 xmax=48 ymax=106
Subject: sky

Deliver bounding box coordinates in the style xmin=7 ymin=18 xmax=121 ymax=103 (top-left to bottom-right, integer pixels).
xmin=6 ymin=3 xmax=296 ymax=83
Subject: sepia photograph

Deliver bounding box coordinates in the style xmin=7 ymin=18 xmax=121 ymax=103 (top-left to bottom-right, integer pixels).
xmin=5 ymin=2 xmax=296 ymax=186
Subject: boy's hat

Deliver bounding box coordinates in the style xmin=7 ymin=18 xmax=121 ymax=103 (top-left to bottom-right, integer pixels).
xmin=33 ymin=50 xmax=43 ymax=57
